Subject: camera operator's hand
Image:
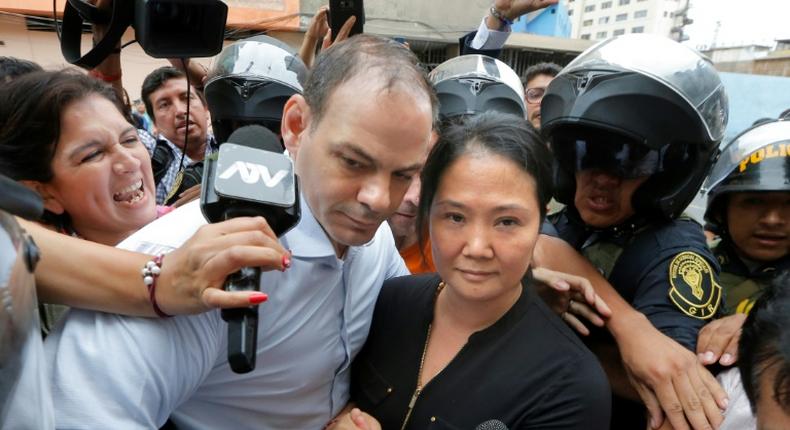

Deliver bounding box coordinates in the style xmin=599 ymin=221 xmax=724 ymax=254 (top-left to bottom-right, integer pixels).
xmin=87 ymin=0 xmax=124 ymax=98
xmin=299 ymin=5 xmax=329 ymax=69
xmin=299 ymin=5 xmax=356 ymax=69
xmin=167 ymin=58 xmax=209 ymax=90
xmin=322 ymin=15 xmax=356 ymax=49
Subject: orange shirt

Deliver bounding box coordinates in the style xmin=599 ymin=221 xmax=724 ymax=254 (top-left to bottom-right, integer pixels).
xmin=399 ymin=240 xmax=435 ymax=274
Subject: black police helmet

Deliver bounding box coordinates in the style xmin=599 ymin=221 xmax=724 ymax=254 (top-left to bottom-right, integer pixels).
xmin=703 ymin=119 xmax=790 ymax=231
xmin=429 ymin=55 xmax=526 ymax=120
xmin=204 ymin=35 xmax=307 ymax=143
xmin=542 ymin=34 xmax=728 ymax=222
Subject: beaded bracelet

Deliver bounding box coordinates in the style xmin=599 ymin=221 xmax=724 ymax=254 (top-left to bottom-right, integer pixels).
xmin=142 ymin=254 xmax=172 ymax=318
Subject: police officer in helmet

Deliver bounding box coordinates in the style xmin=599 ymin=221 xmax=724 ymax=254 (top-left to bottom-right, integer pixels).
xmin=430 ymin=54 xmax=527 ymax=121
xmin=695 ymin=119 xmax=790 ymax=369
xmin=204 ymin=35 xmax=307 ymax=143
xmin=542 ymin=34 xmax=728 ymax=428
xmin=390 ymin=55 xmax=532 ymax=274
xmin=163 ymin=35 xmax=307 ymax=205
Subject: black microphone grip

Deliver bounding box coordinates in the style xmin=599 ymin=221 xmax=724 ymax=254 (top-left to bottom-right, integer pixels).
xmin=221 ymin=266 xmax=261 ymax=374
xmin=201 ymin=125 xmax=301 ymax=374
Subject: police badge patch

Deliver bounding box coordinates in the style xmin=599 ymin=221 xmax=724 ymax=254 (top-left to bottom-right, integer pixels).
xmin=668 ymin=252 xmax=722 ymax=319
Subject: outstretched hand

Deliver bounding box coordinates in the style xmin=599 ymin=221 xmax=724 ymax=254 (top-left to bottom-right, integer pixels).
xmin=696 ymin=313 xmax=747 ymax=366
xmin=299 ymin=5 xmax=357 ymax=69
xmin=326 ymin=408 xmax=382 ymax=430
xmin=532 ymin=267 xmax=611 ymax=335
xmin=493 ymin=0 xmax=559 ymax=20
xmin=156 ymin=216 xmax=290 ymax=315
xmin=618 ymin=314 xmax=728 ymax=430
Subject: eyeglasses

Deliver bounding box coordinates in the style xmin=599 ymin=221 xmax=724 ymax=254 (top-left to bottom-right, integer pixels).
xmin=525 ymin=87 xmax=546 ymax=104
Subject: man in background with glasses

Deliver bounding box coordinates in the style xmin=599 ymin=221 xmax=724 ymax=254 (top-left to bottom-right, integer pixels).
xmin=523 ymin=62 xmax=561 ymax=130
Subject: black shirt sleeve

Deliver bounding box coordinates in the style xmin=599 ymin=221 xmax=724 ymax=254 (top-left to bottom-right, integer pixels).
xmin=619 ymin=220 xmax=722 ymax=351
xmin=518 ymin=353 xmax=611 ymax=429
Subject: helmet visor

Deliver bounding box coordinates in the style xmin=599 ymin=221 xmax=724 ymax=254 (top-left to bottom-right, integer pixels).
xmin=553 ymin=129 xmax=666 ymax=179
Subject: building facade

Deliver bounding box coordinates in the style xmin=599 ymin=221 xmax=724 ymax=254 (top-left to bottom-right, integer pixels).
xmin=566 ymin=0 xmax=684 ymax=41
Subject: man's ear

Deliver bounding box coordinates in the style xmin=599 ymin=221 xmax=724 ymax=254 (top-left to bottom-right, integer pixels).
xmin=281 ymin=94 xmax=311 ymax=160
xmin=20 ymin=180 xmax=64 ymax=215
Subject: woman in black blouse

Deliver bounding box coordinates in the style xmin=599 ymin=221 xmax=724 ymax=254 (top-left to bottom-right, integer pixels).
xmin=333 ymin=112 xmax=611 ymax=430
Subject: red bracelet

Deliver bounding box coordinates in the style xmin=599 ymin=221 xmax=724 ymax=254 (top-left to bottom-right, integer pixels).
xmin=142 ymin=254 xmax=172 ymax=318
xmin=88 ymin=68 xmax=122 ymax=83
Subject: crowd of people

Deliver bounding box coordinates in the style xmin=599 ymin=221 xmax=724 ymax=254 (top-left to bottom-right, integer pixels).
xmin=1 ymin=0 xmax=789 ymax=429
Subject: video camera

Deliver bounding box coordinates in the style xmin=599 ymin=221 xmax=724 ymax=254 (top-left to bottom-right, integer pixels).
xmin=60 ymin=0 xmax=228 ymax=68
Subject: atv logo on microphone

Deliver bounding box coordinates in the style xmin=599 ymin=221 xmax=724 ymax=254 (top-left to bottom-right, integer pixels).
xmin=213 ymin=143 xmax=296 ymax=205
xmin=218 ymin=162 xmax=288 ymax=188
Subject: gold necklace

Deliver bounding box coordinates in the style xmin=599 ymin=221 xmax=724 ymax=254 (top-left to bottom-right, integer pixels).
xmin=399 ymin=281 xmax=445 ymax=430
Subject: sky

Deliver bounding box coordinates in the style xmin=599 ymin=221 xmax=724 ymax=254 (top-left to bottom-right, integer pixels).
xmin=684 ymin=0 xmax=790 ymax=49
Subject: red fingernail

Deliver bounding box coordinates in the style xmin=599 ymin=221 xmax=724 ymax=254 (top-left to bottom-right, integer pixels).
xmin=282 ymin=252 xmax=292 ymax=269
xmin=249 ymin=293 xmax=268 ymax=305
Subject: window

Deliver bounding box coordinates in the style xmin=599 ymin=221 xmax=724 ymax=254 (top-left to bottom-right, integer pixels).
xmin=619 ymin=0 xmax=630 ymax=5
xmin=632 ymin=26 xmax=644 ymax=33
xmin=583 ymin=19 xmax=593 ymax=26
xmin=613 ymin=29 xmax=625 ymax=36
xmin=616 ymin=13 xmax=628 ymax=21
xmin=599 ymin=16 xmax=610 ymax=24
xmin=568 ymin=9 xmax=573 ymax=16
xmin=634 ymin=10 xmax=648 ymax=18
xmin=601 ymin=1 xmax=612 ymax=8
xmin=581 ymin=34 xmax=591 ymax=40
xmin=584 ymin=4 xmax=595 ymax=11
xmin=596 ymin=31 xmax=608 ymax=39
xmin=663 ymin=11 xmax=668 ymax=17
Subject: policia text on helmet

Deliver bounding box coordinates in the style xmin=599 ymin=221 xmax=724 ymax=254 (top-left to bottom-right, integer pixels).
xmin=702 ymin=119 xmax=790 ymax=315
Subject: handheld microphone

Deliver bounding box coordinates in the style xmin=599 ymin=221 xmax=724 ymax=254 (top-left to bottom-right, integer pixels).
xmin=200 ymin=125 xmax=300 ymax=374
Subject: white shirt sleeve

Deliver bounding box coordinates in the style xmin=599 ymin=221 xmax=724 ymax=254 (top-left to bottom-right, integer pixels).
xmin=45 ymin=201 xmax=221 ymax=428
xmin=45 ymin=310 xmax=224 ymax=428
xmin=469 ymin=16 xmax=511 ymax=51
xmin=717 ymin=367 xmax=757 ymax=430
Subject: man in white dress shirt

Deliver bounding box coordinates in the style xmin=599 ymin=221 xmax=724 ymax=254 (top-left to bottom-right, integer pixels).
xmin=43 ymin=35 xmax=437 ymax=430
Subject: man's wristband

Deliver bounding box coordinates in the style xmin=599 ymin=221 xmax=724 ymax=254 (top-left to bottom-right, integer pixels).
xmin=489 ymin=6 xmax=514 ymax=26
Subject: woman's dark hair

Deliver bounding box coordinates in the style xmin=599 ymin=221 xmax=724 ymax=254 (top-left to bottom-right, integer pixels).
xmin=0 ymin=56 xmax=43 ymax=84
xmin=739 ymin=271 xmax=790 ymax=414
xmin=417 ymin=112 xmax=553 ymax=249
xmin=0 ymin=70 xmax=126 ymax=228
xmin=0 ymin=69 xmax=125 ymax=183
